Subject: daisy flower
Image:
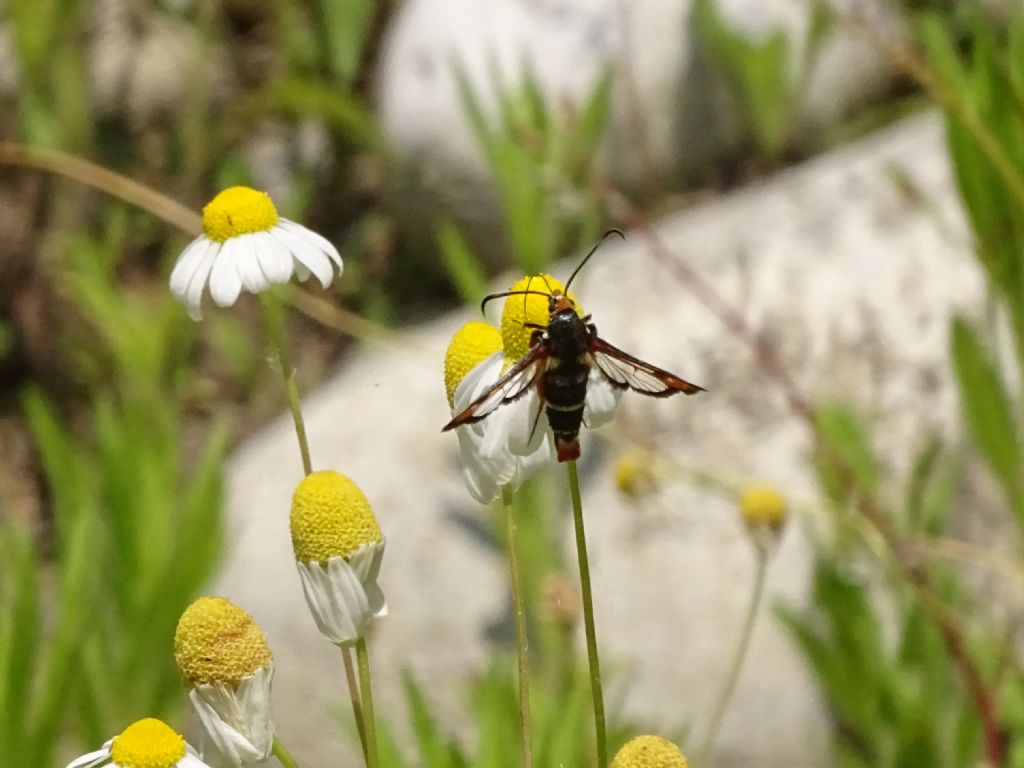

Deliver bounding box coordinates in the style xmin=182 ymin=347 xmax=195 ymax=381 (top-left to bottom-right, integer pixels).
xmin=65 ymin=718 xmax=209 ymax=768
xmin=170 ymin=186 xmax=342 ymax=319
xmin=611 ymin=735 xmax=689 ymax=768
xmin=443 ymin=274 xmax=622 ymax=501
xmin=290 ymin=470 xmax=387 ymax=646
xmin=174 ymin=597 xmax=275 ymax=766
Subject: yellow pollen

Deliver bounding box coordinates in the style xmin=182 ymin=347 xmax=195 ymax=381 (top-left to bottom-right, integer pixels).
xmin=739 ymin=483 xmax=787 ymax=531
xmin=500 ymin=274 xmax=583 ymax=363
xmin=174 ymin=597 xmax=272 ymax=688
xmin=290 ymin=470 xmax=382 ymax=564
xmin=611 ymin=735 xmax=689 ymax=768
xmin=109 ymin=718 xmax=187 ymax=768
xmin=201 ymin=186 xmax=279 ymax=242
xmin=444 ymin=322 xmax=502 ymax=407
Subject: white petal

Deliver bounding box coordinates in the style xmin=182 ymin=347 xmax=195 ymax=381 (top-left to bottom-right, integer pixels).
xmin=170 ymin=236 xmax=211 ymax=298
xmin=65 ymin=746 xmax=112 ymax=768
xmin=272 ymin=225 xmax=335 ymax=288
xmin=457 ymin=428 xmax=501 ymax=503
xmin=233 ymin=667 xmax=275 ymax=759
xmin=233 ymin=234 xmax=270 ymax=294
xmin=505 ymin=390 xmax=548 ymax=457
xmin=349 ymin=541 xmax=388 ymax=618
xmin=208 ymin=239 xmax=244 ymax=307
xmin=296 ymin=557 xmax=373 ymax=645
xmin=187 ymin=673 xmax=272 ymax=768
xmin=583 ymin=368 xmax=623 ymax=429
xmin=254 ymin=231 xmax=293 ymax=284
xmin=279 ymin=219 xmax=343 ymax=269
xmin=511 ymin=434 xmax=556 ymax=490
xmin=184 ymin=242 xmax=220 ymax=320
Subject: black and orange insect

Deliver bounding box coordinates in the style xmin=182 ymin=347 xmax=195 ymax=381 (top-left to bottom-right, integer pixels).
xmin=442 ymin=230 xmax=704 ymax=462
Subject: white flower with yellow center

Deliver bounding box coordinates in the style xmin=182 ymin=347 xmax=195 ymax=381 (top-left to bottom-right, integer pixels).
xmin=65 ymin=717 xmax=209 ymax=768
xmin=170 ymin=186 xmax=343 ymax=319
xmin=174 ymin=597 xmax=275 ymax=766
xmin=444 ymin=275 xmax=622 ymax=501
xmin=290 ymin=470 xmax=387 ymax=645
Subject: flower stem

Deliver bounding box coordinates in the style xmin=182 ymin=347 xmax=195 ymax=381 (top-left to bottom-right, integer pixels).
xmin=341 ymin=644 xmax=369 ymax=764
xmin=260 ymin=295 xmax=313 ymax=476
xmin=503 ymin=486 xmax=534 ymax=768
xmin=696 ymin=546 xmax=768 ymax=764
xmin=566 ymin=460 xmax=607 ymax=767
xmin=356 ymin=637 xmax=380 ymax=768
xmin=271 ymin=737 xmax=303 ymax=768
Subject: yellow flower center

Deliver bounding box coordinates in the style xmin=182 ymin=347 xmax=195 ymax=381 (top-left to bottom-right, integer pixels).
xmin=739 ymin=484 xmax=787 ymax=530
xmin=444 ymin=322 xmax=503 ymax=407
xmin=201 ymin=186 xmax=280 ymax=242
xmin=290 ymin=470 xmax=382 ymax=564
xmin=499 ymin=275 xmax=582 ymax=363
xmin=174 ymin=597 xmax=272 ymax=688
xmin=611 ymin=735 xmax=689 ymax=768
xmin=614 ymin=452 xmax=658 ymax=500
xmin=109 ymin=718 xmax=187 ymax=768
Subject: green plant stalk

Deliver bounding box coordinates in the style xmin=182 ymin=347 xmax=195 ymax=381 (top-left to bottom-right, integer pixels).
xmin=356 ymin=637 xmax=380 ymax=768
xmin=695 ymin=545 xmax=768 ymax=764
xmin=503 ymin=486 xmax=534 ymax=768
xmin=566 ymin=460 xmax=607 ymax=767
xmin=272 ymin=736 xmax=303 ymax=768
xmin=259 ymin=295 xmax=368 ymax=763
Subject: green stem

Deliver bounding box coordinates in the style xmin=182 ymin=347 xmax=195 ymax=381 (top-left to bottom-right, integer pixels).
xmin=566 ymin=460 xmax=607 ymax=767
xmin=695 ymin=546 xmax=768 ymax=764
xmin=271 ymin=737 xmax=303 ymax=768
xmin=341 ymin=644 xmax=369 ymax=764
xmin=356 ymin=637 xmax=380 ymax=768
xmin=260 ymin=294 xmax=313 ymax=476
xmin=503 ymin=486 xmax=534 ymax=768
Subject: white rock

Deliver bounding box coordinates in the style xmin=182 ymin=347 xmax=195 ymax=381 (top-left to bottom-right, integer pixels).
xmin=375 ymin=0 xmax=899 ymax=228
xmin=212 ymin=113 xmax=979 ymax=767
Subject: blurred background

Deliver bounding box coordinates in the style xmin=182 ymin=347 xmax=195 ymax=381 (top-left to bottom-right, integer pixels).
xmin=4 ymin=0 xmax=1024 ymax=766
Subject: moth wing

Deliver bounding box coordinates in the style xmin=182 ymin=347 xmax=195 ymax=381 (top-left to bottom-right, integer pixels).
xmin=442 ymin=344 xmax=549 ymax=430
xmin=589 ymin=337 xmax=704 ymax=397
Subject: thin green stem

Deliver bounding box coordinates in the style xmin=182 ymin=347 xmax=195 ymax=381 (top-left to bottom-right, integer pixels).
xmin=260 ymin=295 xmax=313 ymax=476
xmin=341 ymin=644 xmax=369 ymax=764
xmin=271 ymin=737 xmax=303 ymax=768
xmin=566 ymin=460 xmax=607 ymax=767
xmin=695 ymin=546 xmax=768 ymax=764
xmin=503 ymin=486 xmax=534 ymax=768
xmin=356 ymin=637 xmax=380 ymax=768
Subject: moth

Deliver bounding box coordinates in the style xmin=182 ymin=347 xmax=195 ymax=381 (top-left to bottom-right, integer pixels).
xmin=442 ymin=230 xmax=704 ymax=462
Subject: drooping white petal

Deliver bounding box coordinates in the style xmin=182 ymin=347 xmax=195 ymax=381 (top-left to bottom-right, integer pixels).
xmin=170 ymin=236 xmax=211 ymax=298
xmin=295 ymin=544 xmax=386 ymax=645
xmin=279 ymin=219 xmax=343 ymax=270
xmin=272 ymin=225 xmax=335 ymax=288
xmin=505 ymin=390 xmax=548 ymax=457
xmin=65 ymin=745 xmax=112 ymax=768
xmin=182 ymin=241 xmax=220 ymax=320
xmin=254 ymin=231 xmax=293 ymax=284
xmin=188 ymin=668 xmax=274 ymax=768
xmin=582 ymin=368 xmax=623 ymax=429
xmin=208 ymin=238 xmax=244 ymax=307
xmin=233 ymin=234 xmax=270 ymax=294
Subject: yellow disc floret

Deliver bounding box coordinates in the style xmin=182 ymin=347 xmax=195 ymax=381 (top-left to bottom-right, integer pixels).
xmin=444 ymin=322 xmax=503 ymax=407
xmin=611 ymin=735 xmax=689 ymax=768
xmin=201 ymin=186 xmax=280 ymax=242
xmin=174 ymin=597 xmax=272 ymax=688
xmin=109 ymin=718 xmax=187 ymax=768
xmin=499 ymin=275 xmax=582 ymax=363
xmin=290 ymin=470 xmax=382 ymax=564
xmin=614 ymin=452 xmax=658 ymax=500
xmin=739 ymin=483 xmax=787 ymax=531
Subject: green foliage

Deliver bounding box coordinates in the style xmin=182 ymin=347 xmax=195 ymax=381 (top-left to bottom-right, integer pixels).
xmin=693 ymin=0 xmax=832 ymax=163
xmin=450 ymin=61 xmax=612 ymax=277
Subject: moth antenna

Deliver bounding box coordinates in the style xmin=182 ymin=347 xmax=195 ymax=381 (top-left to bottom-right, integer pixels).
xmin=480 ymin=289 xmax=556 ymax=314
xmin=564 ymin=228 xmax=625 ymax=292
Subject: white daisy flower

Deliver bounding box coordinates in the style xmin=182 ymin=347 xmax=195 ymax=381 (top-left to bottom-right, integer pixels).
xmin=174 ymin=597 xmax=275 ymax=767
xmin=444 ymin=321 xmax=554 ymax=503
xmin=289 ymin=470 xmax=387 ymax=646
xmin=442 ymin=274 xmax=622 ymax=501
xmin=65 ymin=718 xmax=210 ymax=768
xmin=170 ymin=186 xmax=343 ymax=319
